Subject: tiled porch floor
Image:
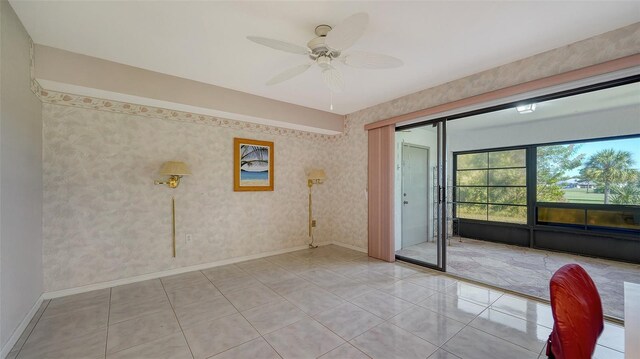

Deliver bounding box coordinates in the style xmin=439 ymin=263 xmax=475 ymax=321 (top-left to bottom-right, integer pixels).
xmin=9 ymin=245 xmax=625 ymax=359
xmin=396 ymin=237 xmax=640 ymax=320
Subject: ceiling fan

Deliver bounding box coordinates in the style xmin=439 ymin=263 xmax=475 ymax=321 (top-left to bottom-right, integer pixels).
xmin=247 ymin=13 xmax=403 ymax=94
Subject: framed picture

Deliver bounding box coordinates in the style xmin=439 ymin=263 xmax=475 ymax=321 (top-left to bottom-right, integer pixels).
xmin=233 ymin=138 xmax=274 ymax=191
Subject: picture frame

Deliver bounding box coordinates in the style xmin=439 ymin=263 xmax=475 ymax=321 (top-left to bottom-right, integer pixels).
xmin=233 ymin=138 xmax=274 ymax=191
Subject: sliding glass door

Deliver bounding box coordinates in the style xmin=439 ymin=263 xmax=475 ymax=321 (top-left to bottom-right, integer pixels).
xmin=395 ymin=120 xmax=447 ymax=270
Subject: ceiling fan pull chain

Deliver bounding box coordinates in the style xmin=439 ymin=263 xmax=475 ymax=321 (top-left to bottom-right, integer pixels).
xmin=330 ymin=91 xmax=334 ymax=111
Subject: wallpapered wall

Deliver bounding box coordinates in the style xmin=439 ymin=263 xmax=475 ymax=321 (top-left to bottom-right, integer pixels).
xmin=327 ymin=22 xmax=640 ymax=251
xmin=42 ymin=103 xmax=336 ymax=291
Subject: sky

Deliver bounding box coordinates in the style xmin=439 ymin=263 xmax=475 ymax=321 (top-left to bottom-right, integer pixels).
xmin=565 ymin=137 xmax=640 ymax=177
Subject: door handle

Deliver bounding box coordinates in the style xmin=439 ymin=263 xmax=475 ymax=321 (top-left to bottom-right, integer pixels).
xmin=403 ymin=201 xmax=409 ymax=204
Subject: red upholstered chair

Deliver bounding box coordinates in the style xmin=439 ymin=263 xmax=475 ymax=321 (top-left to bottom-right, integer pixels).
xmin=546 ymin=264 xmax=604 ymax=359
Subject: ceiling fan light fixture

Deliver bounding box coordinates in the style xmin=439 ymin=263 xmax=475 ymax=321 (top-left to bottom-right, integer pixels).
xmin=317 ymin=55 xmax=331 ymax=69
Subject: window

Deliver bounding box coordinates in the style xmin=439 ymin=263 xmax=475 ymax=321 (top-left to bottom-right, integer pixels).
xmin=537 ymin=137 xmax=640 ymax=205
xmin=455 ymin=149 xmax=527 ymax=224
xmin=536 ymin=136 xmax=640 ymax=232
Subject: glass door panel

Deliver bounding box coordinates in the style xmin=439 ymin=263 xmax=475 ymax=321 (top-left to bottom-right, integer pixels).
xmin=395 ymin=121 xmax=446 ymax=270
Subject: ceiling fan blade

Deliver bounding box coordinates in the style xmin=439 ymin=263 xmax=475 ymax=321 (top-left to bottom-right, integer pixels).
xmin=343 ymin=51 xmax=403 ymax=69
xmin=325 ymin=12 xmax=369 ymax=51
xmin=247 ymin=36 xmax=309 ymax=55
xmin=266 ymin=64 xmax=312 ymax=86
xmin=322 ymin=66 xmax=344 ymax=93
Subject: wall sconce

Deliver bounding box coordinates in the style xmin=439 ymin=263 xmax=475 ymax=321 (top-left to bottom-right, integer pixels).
xmin=307 ymin=169 xmax=326 ymax=248
xmin=154 ymin=161 xmax=191 ymax=188
xmin=154 ymin=161 xmax=191 ymax=258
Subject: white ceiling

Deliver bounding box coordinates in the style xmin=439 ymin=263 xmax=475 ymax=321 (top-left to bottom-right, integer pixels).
xmin=409 ymin=81 xmax=640 ymax=132
xmin=10 ymin=1 xmax=640 ymax=115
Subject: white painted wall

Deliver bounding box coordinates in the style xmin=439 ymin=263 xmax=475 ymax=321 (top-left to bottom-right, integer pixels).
xmin=0 ymin=0 xmax=43 ymax=351
xmin=394 ymin=128 xmax=437 ymax=251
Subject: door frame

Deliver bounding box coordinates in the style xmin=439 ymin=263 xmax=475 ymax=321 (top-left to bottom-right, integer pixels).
xmin=400 ymin=142 xmax=430 ymax=250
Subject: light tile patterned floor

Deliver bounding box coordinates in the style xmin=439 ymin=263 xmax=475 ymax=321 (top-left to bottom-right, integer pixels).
xmin=8 ymin=245 xmax=625 ymax=359
xmin=396 ymin=237 xmax=640 ymax=319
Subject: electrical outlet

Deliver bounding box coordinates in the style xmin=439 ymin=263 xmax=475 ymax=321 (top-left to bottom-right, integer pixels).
xmin=311 ymin=220 xmax=317 ymax=227
xmin=185 ymin=234 xmax=193 ymax=243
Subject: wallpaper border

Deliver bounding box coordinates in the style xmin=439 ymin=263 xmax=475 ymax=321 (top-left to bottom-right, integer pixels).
xmin=29 ymin=41 xmax=343 ymax=141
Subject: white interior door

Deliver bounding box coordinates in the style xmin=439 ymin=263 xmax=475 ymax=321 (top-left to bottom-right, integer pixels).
xmin=401 ymin=144 xmax=429 ymax=248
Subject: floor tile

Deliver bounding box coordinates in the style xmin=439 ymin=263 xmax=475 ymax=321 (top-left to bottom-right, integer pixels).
xmin=43 ymin=289 xmax=110 ymax=318
xmin=224 ymin=284 xmax=282 ymax=311
xmin=347 ymin=271 xmax=399 ymax=289
xmin=350 ymin=322 xmax=437 ymax=359
xmin=252 ymin=267 xmax=299 ymax=285
xmin=379 ymin=280 xmax=436 ymax=304
xmin=350 ymin=290 xmax=414 ymax=319
xmin=109 ymin=295 xmax=172 ymax=324
xmin=445 ymin=281 xmax=503 ymax=306
xmin=323 ymin=262 xmax=369 ymax=278
xmin=111 ymin=279 xmax=165 ymax=303
xmin=282 ymin=285 xmax=345 ymax=315
xmin=264 ymin=317 xmax=344 ymax=359
xmin=313 ymin=302 xmax=384 ymax=340
xmin=372 ymin=264 xmax=422 ymax=279
xmin=211 ymin=274 xmax=262 ymax=294
xmin=593 ymin=344 xmax=624 ymax=359
xmin=183 ymin=313 xmax=259 ymax=359
xmin=174 ymin=296 xmax=237 ymax=328
xmin=165 ymin=281 xmax=222 ymax=308
xmin=18 ymin=327 xmax=107 ymax=359
xmin=161 ymin=271 xmax=211 ymax=292
xmin=106 ymin=310 xmax=180 ymax=354
xmin=443 ymin=326 xmax=539 ymax=359
xmin=8 ymin=300 xmax=50 ymax=355
xmin=209 ymin=337 xmax=281 ymax=359
xmin=328 ymin=280 xmax=375 ymax=300
xmin=468 ymin=308 xmax=550 ymax=353
xmin=428 ymin=349 xmax=461 ymax=359
xmin=241 ymin=299 xmax=308 ymax=335
xmin=266 ymin=275 xmax=315 ymax=296
xmin=418 ymin=292 xmax=486 ymax=324
xmin=406 ymin=273 xmax=458 ymax=292
xmin=319 ymin=343 xmax=370 ymax=359
xmin=26 ymin=304 xmax=108 ymax=346
xmin=389 ymin=306 xmax=465 ymax=346
xmin=597 ymin=322 xmax=624 ymax=352
xmin=107 ymin=332 xmax=192 ymax=359
xmin=201 ymin=264 xmax=247 ymax=282
xmin=490 ymin=294 xmax=554 ymax=328
xmin=300 ymin=268 xmax=350 ymax=288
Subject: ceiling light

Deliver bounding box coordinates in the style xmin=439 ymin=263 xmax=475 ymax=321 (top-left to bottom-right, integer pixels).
xmin=516 ymin=103 xmax=536 ymax=114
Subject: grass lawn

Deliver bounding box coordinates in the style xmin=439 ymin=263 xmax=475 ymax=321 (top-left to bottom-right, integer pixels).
xmin=563 ymin=188 xmax=604 ymax=204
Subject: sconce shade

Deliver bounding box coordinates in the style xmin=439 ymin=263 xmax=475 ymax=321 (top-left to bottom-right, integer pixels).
xmin=307 ymin=169 xmax=326 ymax=181
xmin=159 ymin=161 xmax=191 ymax=176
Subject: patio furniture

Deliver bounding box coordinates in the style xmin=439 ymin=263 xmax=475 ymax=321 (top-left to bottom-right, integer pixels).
xmin=546 ymin=264 xmax=604 ymax=359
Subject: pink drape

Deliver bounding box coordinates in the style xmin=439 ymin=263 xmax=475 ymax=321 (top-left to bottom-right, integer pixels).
xmin=367 ymin=125 xmax=395 ymax=262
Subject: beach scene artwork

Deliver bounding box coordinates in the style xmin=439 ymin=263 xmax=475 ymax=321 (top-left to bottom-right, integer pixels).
xmin=234 ymin=138 xmax=274 ymax=191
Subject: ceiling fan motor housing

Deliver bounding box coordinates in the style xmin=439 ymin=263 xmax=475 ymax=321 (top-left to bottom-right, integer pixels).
xmin=308 ymin=25 xmax=340 ymax=60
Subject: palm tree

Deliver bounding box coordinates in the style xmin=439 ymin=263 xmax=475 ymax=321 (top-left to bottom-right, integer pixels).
xmin=580 ymin=149 xmax=635 ymax=204
xmin=240 ymin=145 xmax=268 ymax=169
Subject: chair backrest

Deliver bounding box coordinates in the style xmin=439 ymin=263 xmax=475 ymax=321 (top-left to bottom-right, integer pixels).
xmin=548 ymin=264 xmax=604 ymax=359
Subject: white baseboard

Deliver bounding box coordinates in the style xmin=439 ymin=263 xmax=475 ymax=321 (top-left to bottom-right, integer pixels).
xmin=42 ymin=243 xmax=325 ymax=300
xmin=331 ymin=241 xmax=368 ymax=253
xmin=1 ymin=294 xmax=44 ymax=359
